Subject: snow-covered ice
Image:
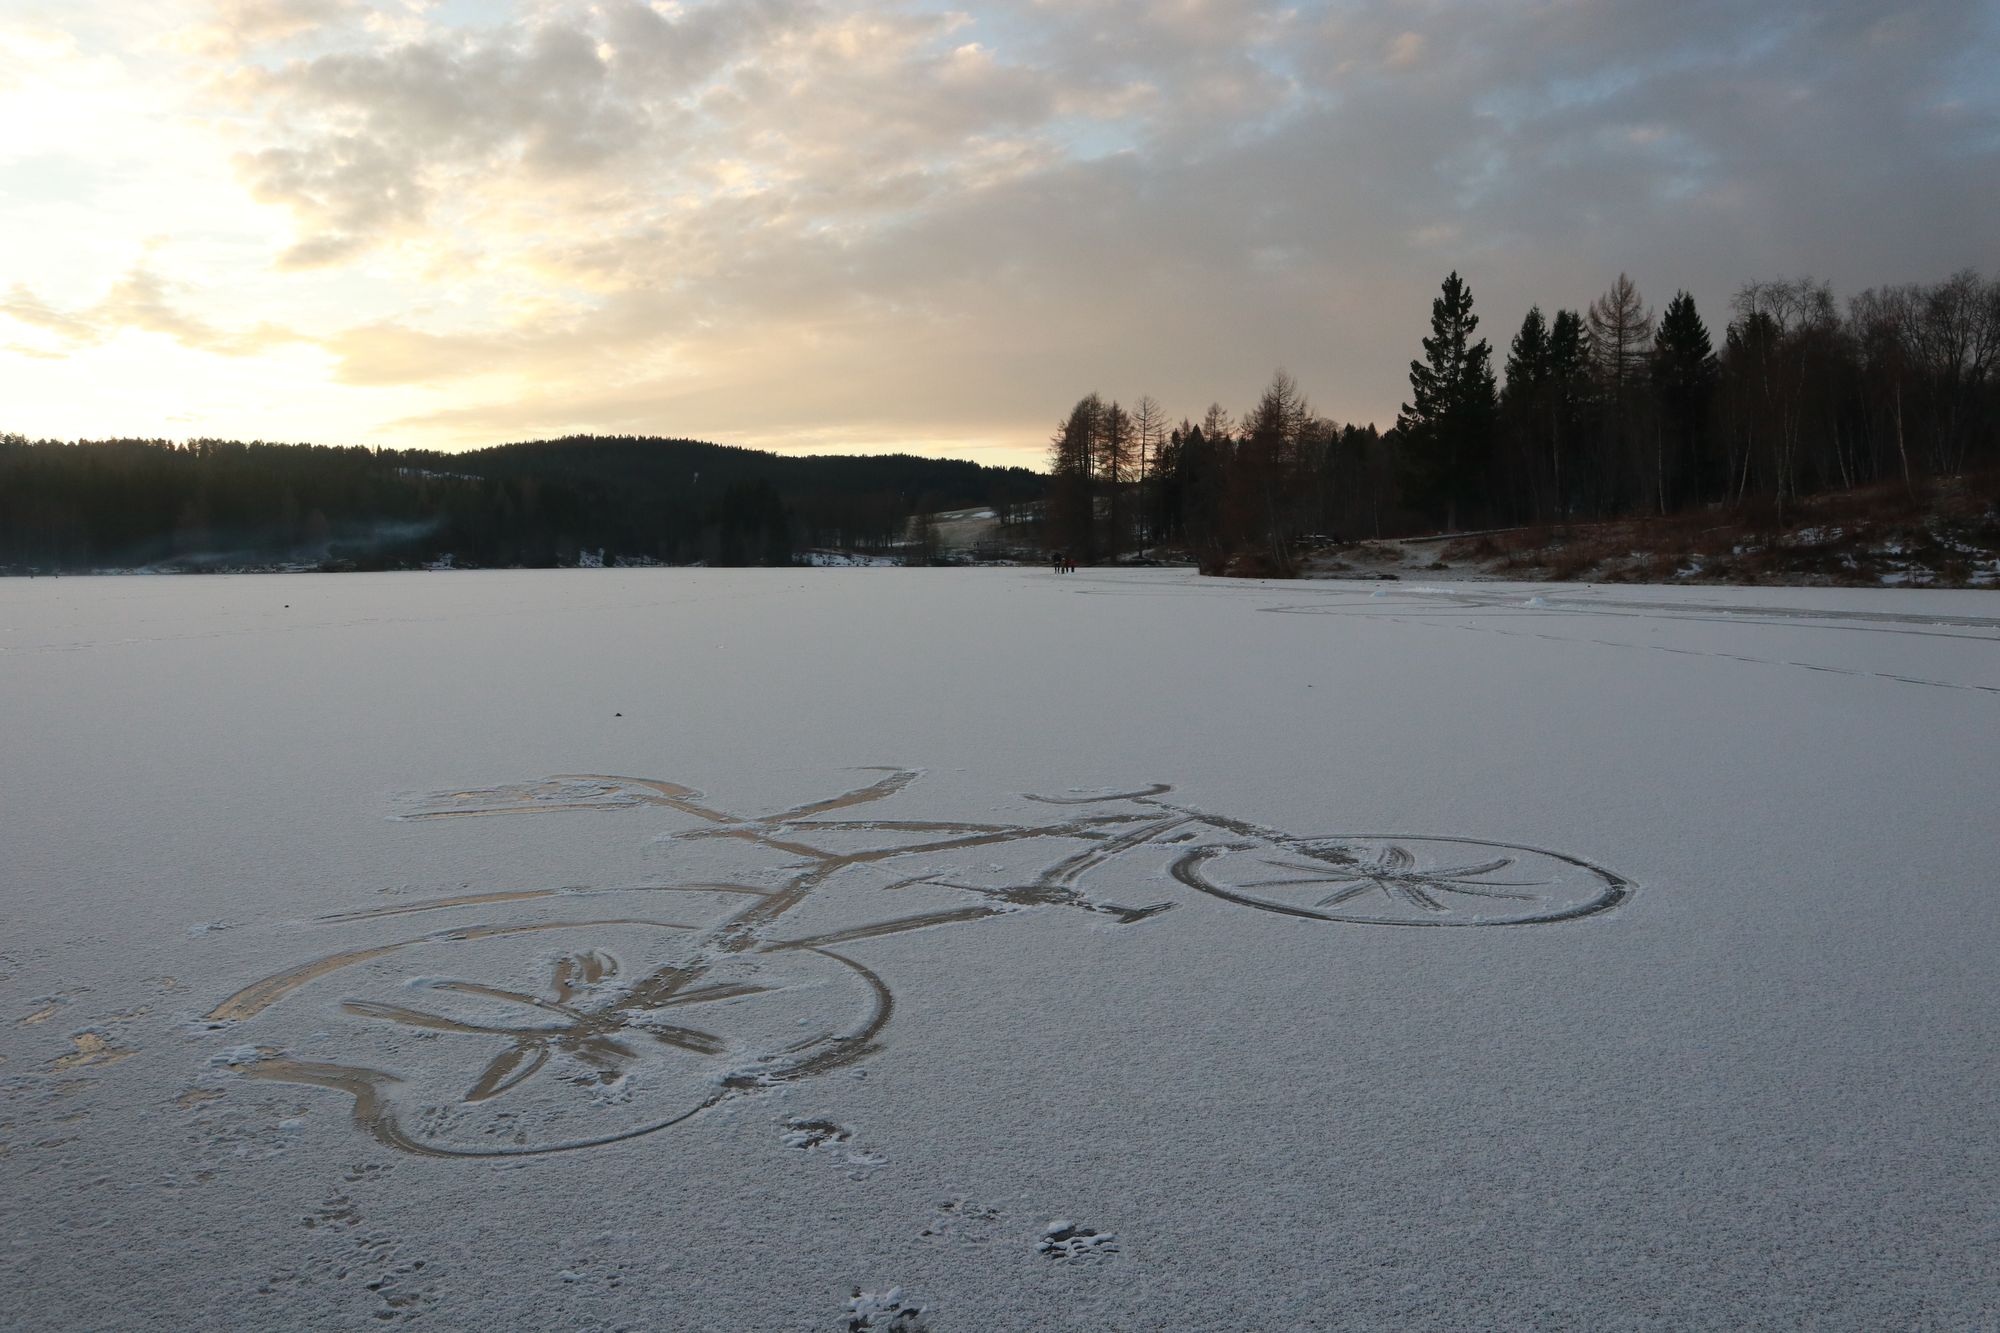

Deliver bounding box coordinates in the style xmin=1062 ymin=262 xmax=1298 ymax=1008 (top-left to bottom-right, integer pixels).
xmin=1 ymin=568 xmax=1996 ymax=1330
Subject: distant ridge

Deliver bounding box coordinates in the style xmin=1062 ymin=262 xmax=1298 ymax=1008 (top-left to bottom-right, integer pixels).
xmin=466 ymin=434 xmax=1037 ymax=500
xmin=0 ymin=432 xmax=1043 ymax=572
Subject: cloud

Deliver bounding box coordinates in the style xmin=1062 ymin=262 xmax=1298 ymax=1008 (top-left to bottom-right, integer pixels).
xmin=239 ymin=134 xmax=430 ymax=268
xmin=1385 ymin=31 xmax=1426 ymax=70
xmin=2 ymin=267 xmax=302 ymax=357
xmin=6 ymin=0 xmax=1996 ymax=455
xmin=194 ymin=0 xmax=365 ymax=52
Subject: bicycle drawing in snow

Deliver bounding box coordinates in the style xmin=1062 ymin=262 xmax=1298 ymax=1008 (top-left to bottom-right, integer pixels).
xmin=204 ymin=769 xmax=1631 ymax=1157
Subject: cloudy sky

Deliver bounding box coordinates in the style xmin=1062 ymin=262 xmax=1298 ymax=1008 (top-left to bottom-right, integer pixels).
xmin=2 ymin=1 xmax=1995 ymax=464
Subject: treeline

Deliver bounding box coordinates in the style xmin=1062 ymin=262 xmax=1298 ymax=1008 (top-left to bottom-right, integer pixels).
xmin=1046 ymin=268 xmax=2000 ymax=574
xmin=0 ymin=434 xmax=1043 ymax=572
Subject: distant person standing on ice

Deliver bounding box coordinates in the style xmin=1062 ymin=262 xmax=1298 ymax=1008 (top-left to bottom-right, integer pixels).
xmin=1052 ymin=550 xmax=1065 ymax=574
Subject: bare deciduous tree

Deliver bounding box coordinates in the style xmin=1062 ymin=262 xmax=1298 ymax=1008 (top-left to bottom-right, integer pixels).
xmin=1132 ymin=394 xmax=1165 ymax=550
xmin=1588 ymin=273 xmax=1655 ymax=511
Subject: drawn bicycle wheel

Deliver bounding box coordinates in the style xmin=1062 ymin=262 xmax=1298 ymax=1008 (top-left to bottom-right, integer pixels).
xmin=208 ymin=920 xmax=889 ymax=1156
xmin=1171 ymin=833 xmax=1630 ymax=927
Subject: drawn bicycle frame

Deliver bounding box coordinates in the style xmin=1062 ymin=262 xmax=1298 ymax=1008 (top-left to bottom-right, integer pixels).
xmin=208 ymin=769 xmax=1632 ymax=1157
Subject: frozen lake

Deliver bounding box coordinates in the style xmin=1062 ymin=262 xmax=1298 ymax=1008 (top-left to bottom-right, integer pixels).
xmin=2 ymin=568 xmax=1996 ymax=1330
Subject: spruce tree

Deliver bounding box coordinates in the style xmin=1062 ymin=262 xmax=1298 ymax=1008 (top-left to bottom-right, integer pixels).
xmin=1505 ymin=306 xmax=1552 ymax=398
xmin=1651 ymin=291 xmax=1719 ymax=507
xmin=1547 ymin=309 xmax=1592 ymax=518
xmin=1503 ymin=307 xmax=1553 ymax=517
xmin=1396 ymin=272 xmax=1497 ymax=531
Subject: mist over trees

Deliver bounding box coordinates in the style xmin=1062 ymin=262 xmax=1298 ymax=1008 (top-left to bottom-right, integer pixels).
xmin=1045 ymin=267 xmax=2000 ymax=573
xmin=0 ymin=434 xmax=1041 ymax=572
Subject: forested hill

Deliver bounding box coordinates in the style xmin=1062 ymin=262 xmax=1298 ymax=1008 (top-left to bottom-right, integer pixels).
xmin=463 ymin=435 xmax=1028 ymax=501
xmin=0 ymin=433 xmax=1044 ymax=572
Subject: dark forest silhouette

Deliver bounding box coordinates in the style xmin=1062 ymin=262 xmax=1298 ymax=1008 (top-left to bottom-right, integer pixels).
xmin=1046 ymin=268 xmax=1999 ymax=575
xmin=0 ymin=434 xmax=1041 ymax=572
xmin=7 ymin=267 xmax=1995 ymax=578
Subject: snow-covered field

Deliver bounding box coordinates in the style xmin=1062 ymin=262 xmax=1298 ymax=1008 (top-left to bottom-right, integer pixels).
xmin=2 ymin=569 xmax=1995 ymax=1331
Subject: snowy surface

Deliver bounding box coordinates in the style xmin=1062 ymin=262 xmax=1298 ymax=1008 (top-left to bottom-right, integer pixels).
xmin=2 ymin=568 xmax=1996 ymax=1331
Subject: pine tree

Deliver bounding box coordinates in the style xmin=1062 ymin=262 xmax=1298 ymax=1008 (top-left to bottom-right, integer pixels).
xmin=1651 ymin=291 xmax=1719 ymax=508
xmin=1503 ymin=306 xmax=1554 ymax=518
xmin=1547 ymin=309 xmax=1592 ymax=518
xmin=1396 ymin=272 xmax=1497 ymax=530
xmin=1505 ymin=306 xmax=1552 ymax=396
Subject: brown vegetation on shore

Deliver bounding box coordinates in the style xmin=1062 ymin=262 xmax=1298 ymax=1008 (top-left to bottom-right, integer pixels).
xmin=1435 ymin=471 xmax=2000 ymax=587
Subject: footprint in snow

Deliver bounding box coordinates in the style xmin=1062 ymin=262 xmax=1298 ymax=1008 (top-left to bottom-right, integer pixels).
xmin=846 ymin=1286 xmax=928 ymax=1331
xmin=782 ymin=1117 xmax=850 ymax=1150
xmin=918 ymin=1197 xmax=1003 ymax=1247
xmin=1038 ymin=1220 xmax=1119 ymax=1264
xmin=782 ymin=1116 xmax=888 ymax=1179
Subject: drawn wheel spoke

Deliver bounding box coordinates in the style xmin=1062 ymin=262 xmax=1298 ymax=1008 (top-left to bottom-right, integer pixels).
xmin=1314 ymin=881 xmax=1383 ymax=907
xmin=466 ymin=1044 xmax=549 ymax=1102
xmin=1399 ymin=883 xmax=1448 ymax=913
xmin=341 ymin=999 xmax=530 ymax=1037
xmin=429 ymin=979 xmax=587 ymax=1020
xmin=1432 ymin=882 xmax=1539 ymax=901
xmin=1256 ymin=858 xmax=1368 ymax=881
xmin=571 ymin=1035 xmax=641 ymax=1066
xmin=645 ymin=981 xmax=772 ymax=1009
xmin=639 ymin=1024 xmax=727 ymax=1055
xmin=1427 ymin=857 xmax=1516 ymax=879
